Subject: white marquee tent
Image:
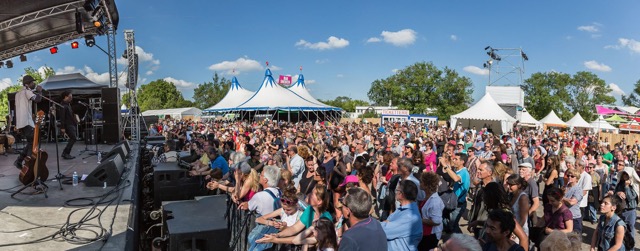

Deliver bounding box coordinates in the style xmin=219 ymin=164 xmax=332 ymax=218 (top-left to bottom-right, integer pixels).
xmin=519 ymin=109 xmax=541 ymax=127
xmin=450 ymin=93 xmax=516 ymax=134
xmin=566 ymin=112 xmax=592 ymax=129
xmin=590 ymin=116 xmax=619 ymax=133
xmin=142 ymin=107 xmax=202 ymax=120
xmin=539 ymin=110 xmax=567 ymax=128
xmin=204 ymin=76 xmax=255 ymax=112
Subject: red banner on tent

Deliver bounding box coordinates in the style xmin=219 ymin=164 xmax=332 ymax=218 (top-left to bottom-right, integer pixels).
xmin=278 ymin=75 xmax=292 ymax=86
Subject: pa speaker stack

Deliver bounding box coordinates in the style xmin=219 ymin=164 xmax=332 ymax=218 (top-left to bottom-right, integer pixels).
xmin=101 ymin=87 xmax=121 ymax=144
xmin=153 ymin=162 xmax=203 ymax=208
xmin=162 ymin=195 xmax=230 ymax=251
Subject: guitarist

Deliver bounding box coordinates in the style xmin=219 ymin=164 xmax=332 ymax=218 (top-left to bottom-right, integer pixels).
xmin=13 ymin=75 xmax=43 ymax=170
xmin=59 ymin=90 xmax=77 ymax=159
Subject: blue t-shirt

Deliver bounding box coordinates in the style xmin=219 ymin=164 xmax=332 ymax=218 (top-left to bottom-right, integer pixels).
xmin=454 ymin=168 xmax=470 ymax=203
xmin=210 ymin=155 xmax=229 ymax=176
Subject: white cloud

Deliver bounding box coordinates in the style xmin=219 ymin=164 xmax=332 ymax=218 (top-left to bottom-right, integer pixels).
xmin=146 ymin=70 xmax=153 ymax=76
xmin=380 ymin=29 xmax=417 ymax=46
xmin=163 ymin=77 xmax=196 ymax=88
xmin=584 ymin=60 xmax=612 ymax=72
xmin=391 ymin=69 xmax=399 ymax=73
xmin=0 ymin=78 xmax=13 ymax=91
xmin=295 ymin=36 xmax=350 ymax=50
xmin=117 ymin=46 xmax=161 ymax=75
xmin=605 ymin=38 xmax=640 ymax=53
xmin=208 ymin=57 xmax=264 ymax=75
xmin=315 ymin=59 xmax=329 ymax=64
xmin=336 ymin=74 xmax=344 ymax=78
xmin=292 ymin=74 xmax=316 ymax=85
xmin=450 ymin=35 xmax=458 ymax=41
xmin=366 ymin=37 xmax=381 ymax=43
xmin=270 ymin=65 xmax=283 ymax=71
xmin=578 ymin=25 xmax=599 ymax=33
xmin=463 ymin=66 xmax=489 ymax=76
xmin=608 ymin=83 xmax=625 ymax=96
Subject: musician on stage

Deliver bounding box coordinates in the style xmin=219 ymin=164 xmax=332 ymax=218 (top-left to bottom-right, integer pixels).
xmin=13 ymin=75 xmax=43 ymax=169
xmin=59 ymin=90 xmax=78 ymax=159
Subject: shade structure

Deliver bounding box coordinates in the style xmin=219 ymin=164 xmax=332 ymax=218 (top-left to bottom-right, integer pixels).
xmin=539 ymin=110 xmax=567 ymax=128
xmin=235 ymin=69 xmax=341 ymax=111
xmin=590 ymin=116 xmax=618 ymax=133
xmin=566 ymin=112 xmax=592 ymax=129
xmin=287 ymin=74 xmax=326 ymax=106
xmin=39 ymin=73 xmax=108 ymax=95
xmin=605 ymin=114 xmax=628 ymax=124
xmin=596 ymin=105 xmax=627 ymax=115
xmin=450 ymin=93 xmax=516 ymax=134
xmin=519 ymin=109 xmax=541 ymax=127
xmin=615 ymin=106 xmax=639 ymax=114
xmin=204 ymin=76 xmax=255 ymax=112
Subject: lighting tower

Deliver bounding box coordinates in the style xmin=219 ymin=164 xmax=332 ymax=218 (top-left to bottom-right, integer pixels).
xmin=482 ymin=46 xmax=528 ymax=86
xmin=122 ymin=30 xmax=142 ymax=142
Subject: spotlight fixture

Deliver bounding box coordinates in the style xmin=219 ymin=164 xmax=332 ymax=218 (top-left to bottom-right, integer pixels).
xmin=521 ymin=51 xmax=529 ymax=61
xmin=6 ymin=60 xmax=13 ymax=68
xmin=75 ymin=10 xmax=84 ymax=34
xmin=71 ymin=41 xmax=79 ymax=49
xmin=484 ymin=46 xmax=491 ymax=50
xmin=20 ymin=54 xmax=27 ymax=62
xmin=85 ymin=35 xmax=95 ymax=47
xmin=93 ymin=20 xmax=102 ymax=28
xmin=50 ymin=46 xmax=58 ymax=54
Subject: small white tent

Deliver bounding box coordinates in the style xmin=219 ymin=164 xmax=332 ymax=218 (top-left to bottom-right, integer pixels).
xmin=539 ymin=110 xmax=567 ymax=128
xmin=450 ymin=93 xmax=516 ymax=134
xmin=566 ymin=112 xmax=592 ymax=129
xmin=519 ymin=109 xmax=541 ymax=128
xmin=142 ymin=107 xmax=202 ymax=120
xmin=590 ymin=116 xmax=619 ymax=133
xmin=204 ymin=76 xmax=255 ymax=112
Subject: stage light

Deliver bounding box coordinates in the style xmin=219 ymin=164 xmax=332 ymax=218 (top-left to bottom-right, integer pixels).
xmin=75 ymin=10 xmax=84 ymax=34
xmin=484 ymin=46 xmax=491 ymax=50
xmin=85 ymin=35 xmax=95 ymax=47
xmin=93 ymin=20 xmax=102 ymax=28
xmin=50 ymin=47 xmax=58 ymax=54
xmin=521 ymin=51 xmax=529 ymax=61
xmin=71 ymin=41 xmax=79 ymax=49
xmin=6 ymin=60 xmax=13 ymax=68
xmin=19 ymin=54 xmax=27 ymax=62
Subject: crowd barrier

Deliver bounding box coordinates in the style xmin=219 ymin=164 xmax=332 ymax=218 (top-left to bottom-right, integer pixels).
xmin=599 ymin=132 xmax=640 ymax=147
xmin=226 ymin=195 xmax=301 ymax=251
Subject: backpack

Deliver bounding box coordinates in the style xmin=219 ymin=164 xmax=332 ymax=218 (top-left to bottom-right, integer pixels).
xmin=615 ymin=218 xmax=635 ymax=250
xmin=264 ymin=188 xmax=282 ymax=212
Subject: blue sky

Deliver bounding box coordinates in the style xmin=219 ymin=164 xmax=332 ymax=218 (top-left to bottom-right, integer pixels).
xmin=1 ymin=1 xmax=639 ymax=106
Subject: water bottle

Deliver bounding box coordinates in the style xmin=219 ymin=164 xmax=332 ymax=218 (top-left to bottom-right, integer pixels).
xmin=72 ymin=171 xmax=78 ymax=186
xmin=97 ymin=152 xmax=102 ymax=164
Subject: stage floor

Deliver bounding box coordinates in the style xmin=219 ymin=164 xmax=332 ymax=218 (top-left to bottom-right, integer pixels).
xmin=0 ymin=140 xmax=137 ymax=251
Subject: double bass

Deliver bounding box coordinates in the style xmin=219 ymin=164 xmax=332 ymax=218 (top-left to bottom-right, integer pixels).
xmin=19 ymin=110 xmax=49 ymax=185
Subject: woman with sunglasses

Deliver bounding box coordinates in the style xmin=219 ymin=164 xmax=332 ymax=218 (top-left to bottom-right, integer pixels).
xmin=562 ymin=169 xmax=584 ymax=234
xmin=256 ymin=185 xmax=302 ymax=233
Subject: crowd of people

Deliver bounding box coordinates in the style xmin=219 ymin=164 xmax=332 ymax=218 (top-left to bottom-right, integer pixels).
xmin=148 ymin=117 xmax=639 ymax=251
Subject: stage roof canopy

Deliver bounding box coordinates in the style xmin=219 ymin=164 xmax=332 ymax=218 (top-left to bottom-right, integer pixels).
xmin=0 ymin=0 xmax=119 ymax=61
xmin=40 ymin=73 xmax=108 ymax=94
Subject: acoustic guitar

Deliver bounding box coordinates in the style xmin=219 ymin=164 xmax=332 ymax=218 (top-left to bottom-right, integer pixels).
xmin=19 ymin=110 xmax=49 ymax=185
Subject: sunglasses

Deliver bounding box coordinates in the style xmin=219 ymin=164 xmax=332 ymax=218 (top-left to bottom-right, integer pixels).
xmin=280 ymin=198 xmax=297 ymax=205
xmin=567 ymin=175 xmax=576 ymax=178
xmin=338 ymin=197 xmax=347 ymax=207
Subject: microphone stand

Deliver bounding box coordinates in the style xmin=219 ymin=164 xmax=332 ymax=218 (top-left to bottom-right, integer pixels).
xmin=80 ymin=101 xmax=105 ymax=159
xmin=40 ymin=94 xmax=66 ymax=190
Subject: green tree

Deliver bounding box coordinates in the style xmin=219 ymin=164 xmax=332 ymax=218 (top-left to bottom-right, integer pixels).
xmin=567 ymin=71 xmax=615 ymax=121
xmin=136 ymin=79 xmax=192 ymax=111
xmin=0 ymin=66 xmax=55 ymax=118
xmin=192 ymin=73 xmax=231 ymax=110
xmin=367 ymin=62 xmax=473 ymax=119
xmin=318 ymin=96 xmax=369 ymax=112
xmin=622 ymin=79 xmax=640 ymax=107
xmin=522 ymin=72 xmax=572 ymax=120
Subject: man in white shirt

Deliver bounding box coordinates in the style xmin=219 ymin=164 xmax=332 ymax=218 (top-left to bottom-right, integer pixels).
xmin=576 ymin=160 xmax=592 ymax=230
xmin=241 ymin=165 xmax=282 ymax=251
xmin=286 ymin=145 xmax=305 ymax=189
xmin=14 ymin=75 xmax=43 ymax=170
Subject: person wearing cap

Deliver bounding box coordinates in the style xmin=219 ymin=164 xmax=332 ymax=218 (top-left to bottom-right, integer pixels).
xmin=518 ymin=162 xmax=540 ymax=219
xmin=13 ymin=75 xmax=44 ymax=169
xmin=455 ymin=140 xmax=467 ymax=155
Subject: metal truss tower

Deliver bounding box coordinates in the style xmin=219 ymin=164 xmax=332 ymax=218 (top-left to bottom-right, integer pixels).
xmin=482 ymin=47 xmax=528 ymax=86
xmin=122 ymin=30 xmax=142 ymax=142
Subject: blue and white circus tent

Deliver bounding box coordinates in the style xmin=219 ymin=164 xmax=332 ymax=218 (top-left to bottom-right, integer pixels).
xmin=206 ymin=69 xmax=342 ymax=122
xmin=287 ymin=74 xmax=326 ymax=106
xmin=204 ymin=76 xmax=255 ymax=112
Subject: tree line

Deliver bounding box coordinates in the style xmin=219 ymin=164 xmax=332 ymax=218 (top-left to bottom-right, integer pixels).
xmin=0 ymin=63 xmax=633 ymax=122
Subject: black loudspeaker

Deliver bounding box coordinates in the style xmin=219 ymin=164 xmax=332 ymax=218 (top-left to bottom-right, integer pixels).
xmin=102 ymin=140 xmax=130 ymax=162
xmin=85 ymin=154 xmax=125 ymax=187
xmin=163 ymin=195 xmax=230 ymax=251
xmin=101 ymin=87 xmax=120 ymax=104
xmin=153 ymin=162 xmax=202 ymax=208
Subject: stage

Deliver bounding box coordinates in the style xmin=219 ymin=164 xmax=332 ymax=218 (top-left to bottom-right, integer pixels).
xmin=0 ymin=140 xmax=139 ymax=251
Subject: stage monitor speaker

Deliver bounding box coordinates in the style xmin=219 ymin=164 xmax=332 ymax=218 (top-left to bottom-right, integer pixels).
xmin=85 ymin=154 xmax=125 ymax=187
xmin=101 ymin=87 xmax=120 ymax=104
xmin=102 ymin=141 xmax=129 ymax=162
xmin=163 ymin=195 xmax=229 ymax=251
xmin=102 ymin=122 xmax=121 ymax=144
xmin=153 ymin=162 xmax=202 ymax=208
